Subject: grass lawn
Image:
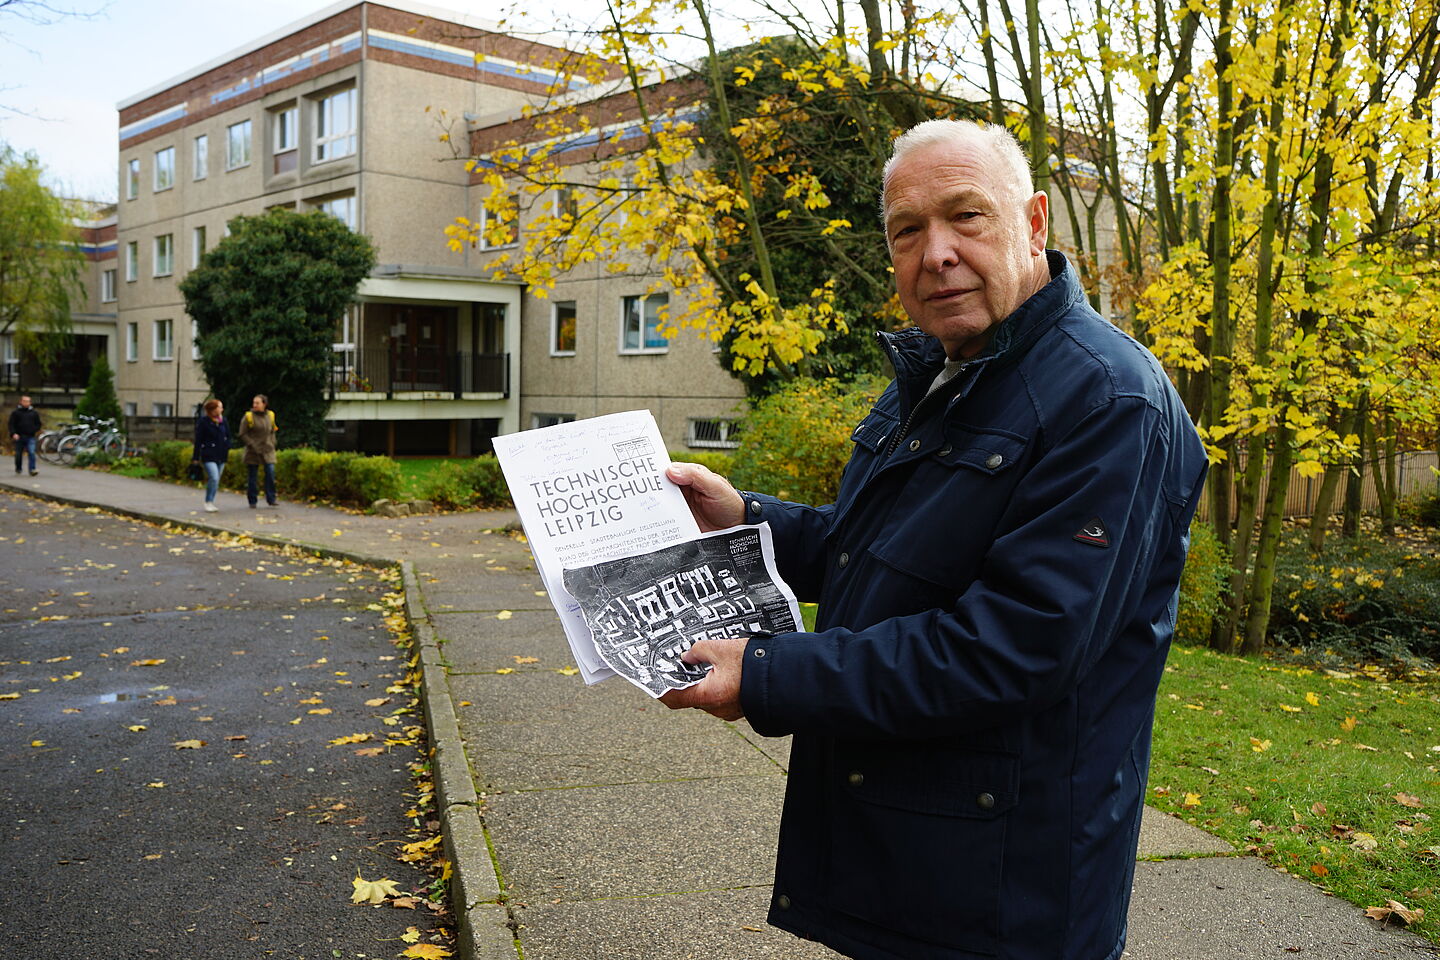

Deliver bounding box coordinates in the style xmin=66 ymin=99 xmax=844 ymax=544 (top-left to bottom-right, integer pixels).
xmin=1151 ymin=644 xmax=1439 ymax=940
xmin=106 ymin=459 xmax=158 ymax=480
xmin=392 ymin=458 xmax=454 ymax=500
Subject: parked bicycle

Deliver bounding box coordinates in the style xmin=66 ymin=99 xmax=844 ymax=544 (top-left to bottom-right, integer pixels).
xmin=38 ymin=416 xmax=125 ymax=464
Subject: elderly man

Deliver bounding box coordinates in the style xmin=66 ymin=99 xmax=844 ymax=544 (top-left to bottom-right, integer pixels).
xmin=663 ymin=119 xmax=1207 ymax=960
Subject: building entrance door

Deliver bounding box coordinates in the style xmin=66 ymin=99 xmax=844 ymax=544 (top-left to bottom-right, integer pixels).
xmin=389 ymin=305 xmax=456 ymax=391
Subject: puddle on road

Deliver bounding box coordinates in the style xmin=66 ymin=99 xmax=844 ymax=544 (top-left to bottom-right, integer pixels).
xmin=97 ymin=691 xmax=158 ymax=703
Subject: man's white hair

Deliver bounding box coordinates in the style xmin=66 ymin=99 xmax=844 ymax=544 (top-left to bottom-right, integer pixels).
xmin=880 ymin=119 xmax=1034 ymax=221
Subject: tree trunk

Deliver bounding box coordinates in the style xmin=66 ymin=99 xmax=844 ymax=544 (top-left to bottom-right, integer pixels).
xmin=1205 ymin=0 xmax=1237 ymax=553
xmin=1373 ymin=408 xmax=1397 ymax=535
xmin=1342 ymin=392 xmax=1369 ymax=539
xmin=1308 ymin=405 xmax=1358 ymax=553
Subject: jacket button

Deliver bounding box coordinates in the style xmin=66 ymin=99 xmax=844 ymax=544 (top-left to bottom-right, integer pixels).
xmin=847 ymin=771 xmax=864 ymax=787
xmin=908 ymin=438 xmax=921 ymax=452
xmin=753 ymin=647 xmax=767 ymax=658
xmin=985 ymin=453 xmax=1004 ymax=469
xmin=777 ymin=894 xmax=792 ymax=910
xmin=938 ymin=444 xmax=952 ymax=457
xmin=838 ymin=552 xmax=849 ymax=568
xmin=748 ymin=499 xmax=762 ymax=517
xmin=977 ymin=792 xmax=996 ymax=810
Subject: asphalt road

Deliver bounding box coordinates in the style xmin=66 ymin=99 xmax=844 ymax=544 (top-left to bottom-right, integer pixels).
xmin=0 ymin=493 xmax=449 ymax=958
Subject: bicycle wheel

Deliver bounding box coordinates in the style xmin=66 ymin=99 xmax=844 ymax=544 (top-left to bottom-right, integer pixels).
xmin=38 ymin=431 xmax=64 ymax=464
xmin=101 ymin=434 xmax=124 ymax=458
xmin=56 ymin=435 xmax=82 ymax=465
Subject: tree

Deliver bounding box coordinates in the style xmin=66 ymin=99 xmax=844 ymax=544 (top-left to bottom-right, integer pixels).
xmin=179 ymin=209 xmax=376 ymax=449
xmin=74 ymin=353 xmax=121 ymax=425
xmin=0 ymin=145 xmax=84 ymax=369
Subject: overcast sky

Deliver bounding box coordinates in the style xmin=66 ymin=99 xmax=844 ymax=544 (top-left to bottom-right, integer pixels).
xmin=0 ymin=0 xmax=623 ymax=202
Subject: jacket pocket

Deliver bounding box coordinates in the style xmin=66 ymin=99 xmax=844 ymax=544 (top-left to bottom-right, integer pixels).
xmin=825 ymin=742 xmax=1017 ymax=953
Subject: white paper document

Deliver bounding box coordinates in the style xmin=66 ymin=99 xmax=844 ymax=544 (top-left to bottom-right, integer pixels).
xmin=492 ymin=410 xmax=701 ymax=684
xmin=493 ymin=410 xmax=802 ymax=697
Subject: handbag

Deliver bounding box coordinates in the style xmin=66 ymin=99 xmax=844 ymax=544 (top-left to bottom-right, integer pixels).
xmin=187 ymin=460 xmax=203 ymax=482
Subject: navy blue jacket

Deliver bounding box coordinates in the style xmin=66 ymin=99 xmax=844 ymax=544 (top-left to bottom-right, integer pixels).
xmin=193 ymin=415 xmax=230 ymax=464
xmin=737 ymin=253 xmax=1207 ymax=960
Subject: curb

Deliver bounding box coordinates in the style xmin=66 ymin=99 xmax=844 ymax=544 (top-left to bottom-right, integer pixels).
xmin=400 ymin=562 xmax=516 ymax=960
xmin=1 ymin=482 xmax=514 ymax=958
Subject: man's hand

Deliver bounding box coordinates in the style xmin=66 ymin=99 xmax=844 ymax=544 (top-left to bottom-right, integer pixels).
xmin=666 ymin=462 xmax=745 ymax=532
xmin=659 ymin=636 xmax=748 ymax=720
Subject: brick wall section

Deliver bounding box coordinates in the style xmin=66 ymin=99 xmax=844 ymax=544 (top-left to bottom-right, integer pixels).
xmin=78 ymin=222 xmax=118 ymax=262
xmin=468 ymin=76 xmax=706 ymax=171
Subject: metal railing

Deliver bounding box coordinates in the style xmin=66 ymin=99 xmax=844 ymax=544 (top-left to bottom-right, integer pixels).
xmin=329 ymin=349 xmax=509 ymax=399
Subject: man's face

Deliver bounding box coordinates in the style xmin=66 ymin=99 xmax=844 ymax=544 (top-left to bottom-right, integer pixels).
xmin=19 ymin=396 xmax=31 ymax=408
xmin=251 ymin=397 xmax=266 ymax=413
xmin=884 ymin=140 xmax=1049 ymax=359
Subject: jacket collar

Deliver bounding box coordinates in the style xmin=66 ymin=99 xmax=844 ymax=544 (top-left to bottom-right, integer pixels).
xmin=876 ymin=250 xmax=1083 ymax=388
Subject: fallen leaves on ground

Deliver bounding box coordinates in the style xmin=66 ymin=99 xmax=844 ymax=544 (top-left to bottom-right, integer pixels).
xmin=171 ymin=739 xmax=205 ymax=749
xmin=329 ymin=732 xmax=373 ymax=746
xmin=1364 ymin=900 xmax=1425 ymax=925
xmin=402 ymin=945 xmax=452 ymax=959
xmin=130 ymin=659 xmax=166 ymax=667
xmin=350 ymin=875 xmax=404 ymax=905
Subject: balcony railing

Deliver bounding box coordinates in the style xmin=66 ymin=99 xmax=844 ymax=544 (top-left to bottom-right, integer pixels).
xmin=330 ymin=348 xmax=509 ymax=399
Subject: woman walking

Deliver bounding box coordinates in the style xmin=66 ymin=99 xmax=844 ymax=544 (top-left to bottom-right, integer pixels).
xmin=192 ymin=398 xmax=230 ymax=512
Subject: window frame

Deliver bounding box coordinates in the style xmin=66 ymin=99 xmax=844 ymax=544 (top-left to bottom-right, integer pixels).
xmin=152 ymin=234 xmax=174 ymax=277
xmin=226 ymin=119 xmax=252 ymax=170
xmin=101 ymin=269 xmax=116 ymax=303
xmin=153 ymin=146 xmax=175 ymax=192
xmin=193 ymin=134 xmax=208 ymax=180
xmin=314 ymin=193 xmax=356 ymax=229
xmin=312 ymin=87 xmax=357 ymax=163
xmin=191 ymin=318 xmax=202 ymax=361
xmin=686 ymin=417 xmax=741 ymax=450
xmin=618 ymin=293 xmax=670 ymax=355
xmin=192 ymin=225 xmax=207 ymax=267
xmin=125 ymin=322 xmax=139 ymax=362
xmin=152 ymin=319 xmax=174 ymax=361
xmin=273 ymin=106 xmax=298 ymax=153
xmin=479 ymin=193 xmax=518 ymax=250
xmin=151 ymin=402 xmax=174 ymax=418
xmin=531 ymin=413 xmax=577 ymax=429
xmin=125 ymin=241 xmax=138 ymax=282
xmin=550 ymin=300 xmax=577 ymax=356
xmin=126 ymin=158 xmax=140 ymax=200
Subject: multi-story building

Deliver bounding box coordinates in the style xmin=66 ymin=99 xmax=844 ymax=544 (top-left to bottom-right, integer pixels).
xmin=110 ymin=0 xmax=710 ymax=455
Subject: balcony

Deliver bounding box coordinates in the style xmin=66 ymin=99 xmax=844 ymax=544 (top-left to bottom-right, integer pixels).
xmin=330 ymin=347 xmax=509 ymax=400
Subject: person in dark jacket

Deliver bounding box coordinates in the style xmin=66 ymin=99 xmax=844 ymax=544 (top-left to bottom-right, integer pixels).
xmin=662 ymin=119 xmax=1208 ymax=960
xmin=192 ymin=398 xmax=230 ymax=512
xmin=9 ymin=395 xmax=41 ymax=476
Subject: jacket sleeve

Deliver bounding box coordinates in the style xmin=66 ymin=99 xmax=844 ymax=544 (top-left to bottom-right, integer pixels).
xmin=737 ymin=493 xmax=833 ymax=604
xmin=740 ymin=394 xmax=1203 ymax=741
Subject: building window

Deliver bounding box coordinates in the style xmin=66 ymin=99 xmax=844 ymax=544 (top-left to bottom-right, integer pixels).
xmin=153 ymin=319 xmax=174 ymax=361
xmin=153 ymin=146 xmax=174 ymax=191
xmin=480 ymin=192 xmax=517 ymax=249
xmin=313 ymin=87 xmax=356 ymax=163
xmin=126 ymin=158 xmax=140 ymax=200
xmin=125 ymin=241 xmax=138 ymax=282
xmin=554 ymin=185 xmax=579 ymax=221
xmin=531 ymin=413 xmax=576 ymax=429
xmin=227 ymin=119 xmax=252 ymax=170
xmin=123 ymin=401 xmax=137 ymax=418
xmin=192 ymin=226 xmax=207 ymax=267
xmin=191 ymin=319 xmax=202 ymax=360
xmin=153 ymin=234 xmax=174 ymax=277
xmin=125 ymin=322 xmax=138 ymax=362
xmin=273 ymin=106 xmax=298 ymax=174
xmin=620 ymin=293 xmax=670 ymax=353
xmin=152 ymin=402 xmax=174 ymax=417
xmin=193 ymin=134 xmax=208 ymax=180
xmin=687 ymin=418 xmax=741 ymax=449
xmin=314 ymin=193 xmax=356 ymax=229
xmin=551 ymin=300 xmax=577 ymax=355
xmin=101 ymin=269 xmax=116 ymax=303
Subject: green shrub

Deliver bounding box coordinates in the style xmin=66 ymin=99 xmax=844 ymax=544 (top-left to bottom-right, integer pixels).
xmin=274 ymin=448 xmax=305 ymax=492
xmin=1175 ymin=520 xmax=1231 ymax=644
xmin=146 ymin=441 xmax=195 ymax=481
xmin=222 ymin=448 xmax=246 ymax=490
xmin=293 ymin=450 xmax=336 ymax=500
xmin=669 ymin=450 xmax=735 ymax=478
xmin=345 ymin=455 xmax=402 ymax=504
xmin=728 ymin=374 xmax=889 ymax=504
xmin=1397 ymin=491 xmax=1440 ymax=528
xmin=74 ymin=448 xmax=118 ymax=468
xmin=415 ymin=454 xmax=512 ymax=510
xmin=1268 ymin=530 xmax=1440 ymax=664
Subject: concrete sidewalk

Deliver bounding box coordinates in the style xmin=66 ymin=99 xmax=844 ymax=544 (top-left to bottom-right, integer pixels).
xmin=2 ymin=465 xmax=1432 ymax=959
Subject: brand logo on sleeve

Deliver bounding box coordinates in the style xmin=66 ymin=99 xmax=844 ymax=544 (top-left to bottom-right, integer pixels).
xmin=1073 ymin=517 xmax=1109 ymax=547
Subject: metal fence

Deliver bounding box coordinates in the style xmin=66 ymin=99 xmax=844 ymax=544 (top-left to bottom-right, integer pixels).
xmin=1195 ymin=450 xmax=1439 ymax=522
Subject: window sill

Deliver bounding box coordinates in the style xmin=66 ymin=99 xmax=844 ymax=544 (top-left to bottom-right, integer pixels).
xmin=549 ymin=350 xmax=576 ymax=358
xmin=618 ymin=348 xmax=670 ymax=356
xmin=153 ymin=357 xmax=174 ymax=363
xmin=226 ymin=162 xmax=252 ymax=172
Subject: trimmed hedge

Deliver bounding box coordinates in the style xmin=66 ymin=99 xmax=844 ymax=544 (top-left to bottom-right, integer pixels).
xmin=144 ymin=442 xmax=400 ymax=506
xmin=416 ymin=454 xmax=512 ymax=509
xmin=669 ymin=449 xmax=734 ymax=478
